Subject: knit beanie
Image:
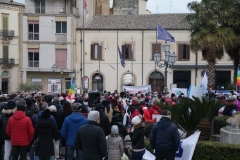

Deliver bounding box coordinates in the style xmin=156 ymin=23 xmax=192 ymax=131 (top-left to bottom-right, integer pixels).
xmin=111 ymin=125 xmax=119 ymax=135
xmin=161 ymin=110 xmax=172 ymax=118
xmin=131 ymin=115 xmax=142 ymax=125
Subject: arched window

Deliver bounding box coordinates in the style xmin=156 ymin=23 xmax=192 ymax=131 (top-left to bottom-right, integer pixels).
xmin=123 ymin=73 xmax=134 ymax=86
xmin=149 ymin=71 xmax=164 ymax=92
xmin=2 ymin=71 xmax=8 ymax=76
xmin=92 ymin=73 xmax=103 ymax=93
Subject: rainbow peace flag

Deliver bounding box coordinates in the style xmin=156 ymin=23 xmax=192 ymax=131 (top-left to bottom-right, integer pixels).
xmin=237 ymin=66 xmax=240 ymax=87
xmin=67 ymin=78 xmax=75 ymax=102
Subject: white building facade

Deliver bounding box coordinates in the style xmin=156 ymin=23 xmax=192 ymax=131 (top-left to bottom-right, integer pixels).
xmin=0 ymin=1 xmax=24 ymax=94
xmin=76 ymin=14 xmax=234 ymax=93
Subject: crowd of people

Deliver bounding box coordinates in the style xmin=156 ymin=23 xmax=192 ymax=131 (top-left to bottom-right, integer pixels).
xmin=0 ymin=89 xmax=238 ymax=160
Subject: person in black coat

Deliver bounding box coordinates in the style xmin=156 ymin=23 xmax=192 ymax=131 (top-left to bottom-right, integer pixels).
xmin=150 ymin=110 xmax=180 ymax=160
xmin=223 ymin=99 xmax=237 ymax=116
xmin=34 ymin=109 xmax=59 ymax=160
xmin=75 ymin=111 xmax=107 ymax=160
xmin=127 ymin=115 xmax=145 ymax=160
xmin=95 ymin=103 xmax=111 ymax=136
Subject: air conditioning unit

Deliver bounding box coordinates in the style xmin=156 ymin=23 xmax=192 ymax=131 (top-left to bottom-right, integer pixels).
xmin=59 ymin=8 xmax=64 ymax=13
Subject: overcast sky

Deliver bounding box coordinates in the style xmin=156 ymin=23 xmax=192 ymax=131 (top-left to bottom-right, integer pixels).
xmin=14 ymin=0 xmax=199 ymax=13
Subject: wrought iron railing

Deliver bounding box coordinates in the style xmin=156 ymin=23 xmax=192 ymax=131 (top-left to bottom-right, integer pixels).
xmin=0 ymin=59 xmax=15 ymax=65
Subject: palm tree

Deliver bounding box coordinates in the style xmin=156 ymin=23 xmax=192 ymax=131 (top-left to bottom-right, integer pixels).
xmin=186 ymin=0 xmax=237 ymax=89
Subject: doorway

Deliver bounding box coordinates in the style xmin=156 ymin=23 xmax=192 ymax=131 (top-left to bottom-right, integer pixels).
xmin=2 ymin=78 xmax=8 ymax=94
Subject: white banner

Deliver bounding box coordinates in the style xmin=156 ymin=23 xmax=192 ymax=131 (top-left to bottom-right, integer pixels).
xmin=175 ymin=131 xmax=200 ymax=160
xmin=188 ymin=85 xmax=203 ymax=99
xmin=122 ymin=85 xmax=151 ymax=94
xmin=172 ymin=88 xmax=187 ymax=97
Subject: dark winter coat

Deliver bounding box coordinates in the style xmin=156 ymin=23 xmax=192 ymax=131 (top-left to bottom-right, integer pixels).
xmin=223 ymin=104 xmax=236 ymax=116
xmin=129 ymin=123 xmax=145 ymax=150
xmin=2 ymin=108 xmax=16 ymax=140
xmin=34 ymin=118 xmax=59 ymax=157
xmin=60 ymin=112 xmax=72 ymax=146
xmin=99 ymin=111 xmax=111 ymax=136
xmin=75 ymin=121 xmax=107 ymax=160
xmin=149 ymin=117 xmax=180 ymax=151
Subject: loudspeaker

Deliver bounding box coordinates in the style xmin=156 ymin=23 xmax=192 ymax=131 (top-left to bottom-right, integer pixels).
xmin=88 ymin=91 xmax=100 ymax=107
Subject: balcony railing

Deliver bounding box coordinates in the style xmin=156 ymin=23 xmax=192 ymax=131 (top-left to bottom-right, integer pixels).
xmin=0 ymin=59 xmax=15 ymax=65
xmin=35 ymin=7 xmax=45 ymax=13
xmin=0 ymin=30 xmax=14 ymax=40
xmin=29 ymin=61 xmax=39 ymax=68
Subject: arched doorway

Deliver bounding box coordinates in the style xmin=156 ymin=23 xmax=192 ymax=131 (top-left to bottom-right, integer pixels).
xmin=149 ymin=71 xmax=164 ymax=92
xmin=2 ymin=71 xmax=9 ymax=94
xmin=122 ymin=73 xmax=134 ymax=86
xmin=92 ymin=73 xmax=103 ymax=93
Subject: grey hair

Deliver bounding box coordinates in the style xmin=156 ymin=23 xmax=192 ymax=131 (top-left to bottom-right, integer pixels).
xmin=52 ymin=97 xmax=59 ymax=103
xmin=87 ymin=111 xmax=100 ymax=121
xmin=40 ymin=102 xmax=48 ymax=110
xmin=72 ymin=103 xmax=82 ymax=111
xmin=152 ymin=98 xmax=160 ymax=105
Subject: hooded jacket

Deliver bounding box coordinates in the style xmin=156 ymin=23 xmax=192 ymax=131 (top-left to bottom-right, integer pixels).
xmin=149 ymin=117 xmax=180 ymax=151
xmin=6 ymin=111 xmax=34 ymax=146
xmin=107 ymin=135 xmax=124 ymax=160
xmin=61 ymin=112 xmax=88 ymax=146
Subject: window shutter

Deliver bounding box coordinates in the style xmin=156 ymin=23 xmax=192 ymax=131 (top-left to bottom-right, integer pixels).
xmin=3 ymin=17 xmax=8 ymax=30
xmin=3 ymin=46 xmax=8 ymax=59
xmin=129 ymin=44 xmax=133 ymax=60
xmin=152 ymin=44 xmax=157 ymax=60
xmin=178 ymin=44 xmax=183 ymax=61
xmin=122 ymin=45 xmax=126 ymax=59
xmin=91 ymin=44 xmax=94 ymax=60
xmin=186 ymin=45 xmax=190 ymax=60
xmin=99 ymin=45 xmax=102 ymax=60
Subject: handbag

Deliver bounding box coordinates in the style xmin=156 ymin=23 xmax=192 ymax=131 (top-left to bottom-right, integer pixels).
xmin=32 ymin=131 xmax=44 ymax=152
xmin=127 ymin=137 xmax=143 ymax=156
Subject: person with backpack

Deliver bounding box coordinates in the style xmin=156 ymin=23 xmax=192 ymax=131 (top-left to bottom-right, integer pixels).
xmin=149 ymin=110 xmax=180 ymax=160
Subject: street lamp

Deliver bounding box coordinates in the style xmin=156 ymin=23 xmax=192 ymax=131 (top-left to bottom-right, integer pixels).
xmin=60 ymin=70 xmax=63 ymax=94
xmin=52 ymin=64 xmax=56 ymax=92
xmin=154 ymin=41 xmax=177 ymax=92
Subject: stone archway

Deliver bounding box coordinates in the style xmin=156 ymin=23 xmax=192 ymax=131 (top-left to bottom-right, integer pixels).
xmin=148 ymin=71 xmax=164 ymax=92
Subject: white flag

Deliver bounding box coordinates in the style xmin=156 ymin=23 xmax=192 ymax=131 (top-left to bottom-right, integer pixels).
xmin=200 ymin=72 xmax=208 ymax=95
xmin=175 ymin=132 xmax=201 ymax=160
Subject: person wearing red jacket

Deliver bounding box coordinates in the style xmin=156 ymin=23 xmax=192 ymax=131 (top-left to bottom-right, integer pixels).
xmin=6 ymin=103 xmax=34 ymax=160
xmin=149 ymin=98 xmax=162 ymax=122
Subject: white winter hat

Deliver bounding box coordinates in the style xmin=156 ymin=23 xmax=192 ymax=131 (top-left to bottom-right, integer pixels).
xmin=48 ymin=105 xmax=57 ymax=112
xmin=131 ymin=115 xmax=142 ymax=125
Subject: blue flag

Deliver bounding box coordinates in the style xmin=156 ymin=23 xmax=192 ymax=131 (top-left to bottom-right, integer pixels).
xmin=118 ymin=45 xmax=126 ymax=68
xmin=157 ymin=25 xmax=175 ymax=42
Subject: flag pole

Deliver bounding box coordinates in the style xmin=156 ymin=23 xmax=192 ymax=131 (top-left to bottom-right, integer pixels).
xmin=117 ymin=30 xmax=119 ymax=91
xmin=98 ymin=30 xmax=101 ymax=92
xmin=82 ymin=0 xmax=85 ymax=88
xmin=131 ymin=36 xmax=133 ymax=84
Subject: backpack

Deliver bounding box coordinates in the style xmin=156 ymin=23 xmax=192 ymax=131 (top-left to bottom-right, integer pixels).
xmin=130 ymin=109 xmax=140 ymax=119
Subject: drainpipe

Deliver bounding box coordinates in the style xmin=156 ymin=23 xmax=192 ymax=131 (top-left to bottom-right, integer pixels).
xmin=142 ymin=30 xmax=144 ymax=85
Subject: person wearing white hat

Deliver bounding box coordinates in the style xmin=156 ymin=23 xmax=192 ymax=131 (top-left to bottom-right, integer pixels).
xmin=127 ymin=115 xmax=145 ymax=160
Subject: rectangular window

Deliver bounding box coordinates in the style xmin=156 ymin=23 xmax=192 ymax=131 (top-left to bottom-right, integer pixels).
xmin=2 ymin=16 xmax=8 ymax=31
xmin=28 ymin=49 xmax=39 ymax=67
xmin=152 ymin=43 xmax=161 ymax=60
xmin=91 ymin=44 xmax=102 ymax=60
xmin=3 ymin=46 xmax=8 ymax=64
xmin=56 ymin=22 xmax=67 ymax=33
xmin=55 ymin=49 xmax=67 ymax=69
xmin=122 ymin=44 xmax=133 ymax=60
xmin=28 ymin=23 xmax=39 ymax=40
xmin=35 ymin=0 xmax=45 ymax=13
xmin=178 ymin=44 xmax=190 ymax=61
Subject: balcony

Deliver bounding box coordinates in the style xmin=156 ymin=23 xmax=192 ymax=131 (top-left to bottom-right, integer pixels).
xmin=0 ymin=58 xmax=15 ymax=69
xmin=0 ymin=30 xmax=14 ymax=40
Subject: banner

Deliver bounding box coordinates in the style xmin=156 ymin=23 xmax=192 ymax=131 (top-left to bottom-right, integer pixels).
xmin=172 ymin=88 xmax=187 ymax=97
xmin=175 ymin=132 xmax=200 ymax=160
xmin=200 ymin=71 xmax=208 ymax=95
xmin=188 ymin=85 xmax=203 ymax=99
xmin=122 ymin=85 xmax=151 ymax=94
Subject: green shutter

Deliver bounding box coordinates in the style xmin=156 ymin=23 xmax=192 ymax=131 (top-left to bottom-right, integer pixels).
xmin=3 ymin=46 xmax=8 ymax=59
xmin=3 ymin=17 xmax=8 ymax=30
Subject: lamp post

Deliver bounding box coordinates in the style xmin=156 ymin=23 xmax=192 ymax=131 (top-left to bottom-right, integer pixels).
xmin=51 ymin=64 xmax=56 ymax=92
xmin=154 ymin=41 xmax=177 ymax=92
xmin=60 ymin=70 xmax=63 ymax=94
